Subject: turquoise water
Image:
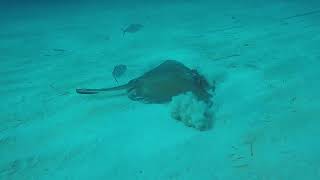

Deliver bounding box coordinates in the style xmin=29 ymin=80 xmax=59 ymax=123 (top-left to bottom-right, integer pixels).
xmin=1 ymin=0 xmax=320 ymax=179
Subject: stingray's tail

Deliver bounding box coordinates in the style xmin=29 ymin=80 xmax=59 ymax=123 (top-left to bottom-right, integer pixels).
xmin=76 ymin=88 xmax=102 ymax=94
xmin=76 ymin=83 xmax=131 ymax=95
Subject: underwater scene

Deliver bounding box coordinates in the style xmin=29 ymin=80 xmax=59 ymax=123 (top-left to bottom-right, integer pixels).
xmin=1 ymin=0 xmax=320 ymax=179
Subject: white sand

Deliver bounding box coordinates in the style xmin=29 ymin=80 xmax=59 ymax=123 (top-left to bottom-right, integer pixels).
xmin=1 ymin=0 xmax=320 ymax=179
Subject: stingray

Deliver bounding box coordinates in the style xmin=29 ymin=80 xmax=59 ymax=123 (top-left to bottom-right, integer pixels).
xmin=76 ymin=60 xmax=213 ymax=104
xmin=122 ymin=24 xmax=143 ymax=36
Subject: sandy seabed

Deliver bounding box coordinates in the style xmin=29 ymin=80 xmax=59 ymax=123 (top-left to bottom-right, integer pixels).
xmin=1 ymin=0 xmax=320 ymax=179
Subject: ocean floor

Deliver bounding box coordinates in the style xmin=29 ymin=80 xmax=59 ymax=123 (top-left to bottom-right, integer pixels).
xmin=1 ymin=0 xmax=320 ymax=179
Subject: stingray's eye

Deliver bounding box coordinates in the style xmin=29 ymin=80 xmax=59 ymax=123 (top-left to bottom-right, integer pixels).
xmin=190 ymin=70 xmax=202 ymax=82
xmin=190 ymin=69 xmax=198 ymax=76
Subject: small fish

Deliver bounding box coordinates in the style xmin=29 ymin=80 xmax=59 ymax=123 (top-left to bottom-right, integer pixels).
xmin=112 ymin=64 xmax=127 ymax=83
xmin=122 ymin=24 xmax=143 ymax=36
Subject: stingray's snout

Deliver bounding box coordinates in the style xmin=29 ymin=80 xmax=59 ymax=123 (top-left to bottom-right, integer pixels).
xmin=76 ymin=88 xmax=99 ymax=94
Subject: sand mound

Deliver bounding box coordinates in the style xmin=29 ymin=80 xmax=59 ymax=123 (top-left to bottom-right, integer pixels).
xmin=169 ymin=92 xmax=214 ymax=131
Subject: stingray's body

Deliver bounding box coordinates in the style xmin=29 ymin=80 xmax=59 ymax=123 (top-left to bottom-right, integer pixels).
xmin=76 ymin=60 xmax=212 ymax=104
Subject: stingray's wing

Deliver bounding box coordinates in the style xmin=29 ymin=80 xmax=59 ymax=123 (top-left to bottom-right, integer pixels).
xmin=142 ymin=60 xmax=190 ymax=78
